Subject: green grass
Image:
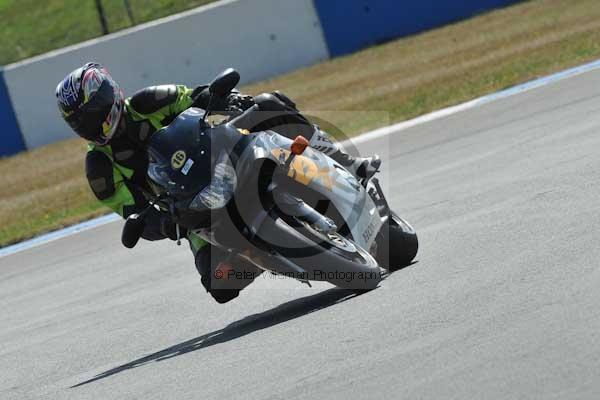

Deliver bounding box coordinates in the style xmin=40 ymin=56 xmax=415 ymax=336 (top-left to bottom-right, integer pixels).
xmin=3 ymin=0 xmax=600 ymax=247
xmin=0 ymin=0 xmax=217 ymax=65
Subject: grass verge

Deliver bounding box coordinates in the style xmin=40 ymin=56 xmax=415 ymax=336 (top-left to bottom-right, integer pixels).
xmin=2 ymin=0 xmax=600 ymax=247
xmin=0 ymin=0 xmax=218 ymax=65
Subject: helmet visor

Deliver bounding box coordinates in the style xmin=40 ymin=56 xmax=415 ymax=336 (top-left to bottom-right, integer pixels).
xmin=65 ymin=80 xmax=116 ymax=143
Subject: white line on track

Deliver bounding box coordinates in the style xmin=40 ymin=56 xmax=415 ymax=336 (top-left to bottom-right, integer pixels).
xmin=3 ymin=57 xmax=600 ymax=258
xmin=350 ymin=58 xmax=600 ymax=145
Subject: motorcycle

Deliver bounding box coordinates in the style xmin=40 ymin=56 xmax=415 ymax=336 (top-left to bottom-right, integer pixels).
xmin=122 ymin=69 xmax=418 ymax=290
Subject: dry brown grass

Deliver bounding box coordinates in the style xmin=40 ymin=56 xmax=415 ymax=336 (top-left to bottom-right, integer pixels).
xmin=2 ymin=0 xmax=600 ymax=247
xmin=0 ymin=138 xmax=107 ymax=246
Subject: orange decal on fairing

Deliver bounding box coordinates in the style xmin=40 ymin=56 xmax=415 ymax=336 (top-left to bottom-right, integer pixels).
xmin=271 ymin=148 xmax=334 ymax=190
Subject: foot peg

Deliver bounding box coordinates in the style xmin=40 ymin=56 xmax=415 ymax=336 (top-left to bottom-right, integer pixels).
xmin=307 ymin=125 xmax=381 ymax=181
xmin=354 ymin=155 xmax=381 ymax=180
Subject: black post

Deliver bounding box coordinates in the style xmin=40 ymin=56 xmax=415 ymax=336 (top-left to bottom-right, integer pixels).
xmin=94 ymin=0 xmax=109 ymax=35
xmin=123 ymin=0 xmax=136 ymax=25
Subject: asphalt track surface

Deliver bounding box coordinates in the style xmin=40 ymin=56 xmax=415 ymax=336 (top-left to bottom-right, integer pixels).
xmin=3 ymin=69 xmax=600 ymax=400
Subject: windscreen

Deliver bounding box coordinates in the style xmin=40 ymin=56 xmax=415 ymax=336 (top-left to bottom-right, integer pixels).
xmin=146 ymin=108 xmax=212 ymax=198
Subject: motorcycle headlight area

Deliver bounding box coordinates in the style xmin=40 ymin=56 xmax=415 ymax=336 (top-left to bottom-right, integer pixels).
xmin=190 ymin=151 xmax=237 ymax=210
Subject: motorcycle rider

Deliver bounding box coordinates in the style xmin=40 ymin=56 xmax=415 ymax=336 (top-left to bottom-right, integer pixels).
xmin=56 ymin=62 xmax=380 ymax=303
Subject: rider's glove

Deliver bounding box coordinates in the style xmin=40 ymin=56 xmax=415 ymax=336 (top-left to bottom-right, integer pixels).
xmin=226 ymin=93 xmax=255 ymax=115
xmin=137 ymin=208 xmax=184 ymax=242
xmin=160 ymin=216 xmax=187 ymax=241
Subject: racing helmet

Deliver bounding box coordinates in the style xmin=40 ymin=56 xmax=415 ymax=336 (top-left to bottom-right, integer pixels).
xmin=56 ymin=62 xmax=124 ymax=145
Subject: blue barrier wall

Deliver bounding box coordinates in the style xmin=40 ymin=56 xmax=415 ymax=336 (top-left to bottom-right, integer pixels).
xmin=313 ymin=0 xmax=522 ymax=57
xmin=0 ymin=68 xmax=25 ymax=157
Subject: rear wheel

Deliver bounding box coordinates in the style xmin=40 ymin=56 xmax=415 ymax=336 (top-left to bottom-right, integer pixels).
xmin=376 ymin=212 xmax=418 ymax=271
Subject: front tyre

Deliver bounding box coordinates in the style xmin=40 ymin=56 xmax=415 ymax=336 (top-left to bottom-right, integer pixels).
xmin=376 ymin=212 xmax=418 ymax=271
xmin=258 ymin=216 xmax=383 ymax=290
xmin=294 ymin=220 xmax=383 ymax=290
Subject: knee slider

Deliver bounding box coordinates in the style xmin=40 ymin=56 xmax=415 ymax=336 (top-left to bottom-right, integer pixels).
xmin=272 ymin=90 xmax=297 ymax=110
xmin=211 ymin=289 xmax=240 ymax=304
xmin=254 ymin=93 xmax=288 ymax=112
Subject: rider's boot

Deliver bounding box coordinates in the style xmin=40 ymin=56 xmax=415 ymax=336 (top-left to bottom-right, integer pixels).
xmin=308 ymin=127 xmax=381 ymax=180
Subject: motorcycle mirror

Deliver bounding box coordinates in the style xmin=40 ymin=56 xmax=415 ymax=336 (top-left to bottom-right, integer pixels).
xmin=291 ymin=135 xmax=309 ymax=155
xmin=121 ymin=214 xmax=146 ymax=249
xmin=209 ymin=68 xmax=241 ymax=97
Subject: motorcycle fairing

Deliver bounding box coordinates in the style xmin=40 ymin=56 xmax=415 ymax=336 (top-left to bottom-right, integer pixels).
xmin=240 ymin=132 xmax=384 ymax=252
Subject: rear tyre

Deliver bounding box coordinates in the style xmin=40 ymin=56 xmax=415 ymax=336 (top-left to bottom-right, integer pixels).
xmin=376 ymin=212 xmax=418 ymax=271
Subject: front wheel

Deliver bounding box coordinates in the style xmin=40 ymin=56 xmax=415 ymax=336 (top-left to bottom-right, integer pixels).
xmin=257 ymin=215 xmax=383 ymax=290
xmin=376 ymin=212 xmax=418 ymax=271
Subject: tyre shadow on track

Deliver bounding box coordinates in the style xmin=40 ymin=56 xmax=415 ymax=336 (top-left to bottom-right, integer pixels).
xmin=71 ymin=287 xmax=360 ymax=388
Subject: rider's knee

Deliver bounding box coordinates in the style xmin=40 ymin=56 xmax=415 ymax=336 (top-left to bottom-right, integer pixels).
xmin=271 ymin=90 xmax=297 ymax=110
xmin=254 ymin=93 xmax=287 ymax=112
